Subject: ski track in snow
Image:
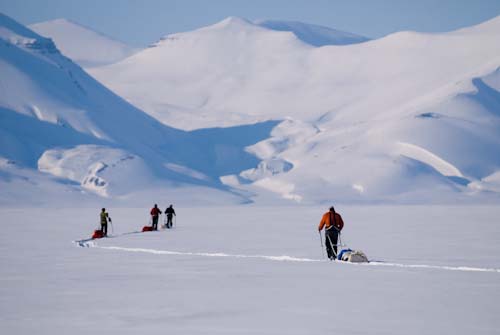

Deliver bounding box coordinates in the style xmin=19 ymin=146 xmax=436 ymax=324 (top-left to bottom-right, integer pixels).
xmin=366 ymin=261 xmax=500 ymax=273
xmin=100 ymin=245 xmax=319 ymax=262
xmin=74 ymin=241 xmax=500 ymax=274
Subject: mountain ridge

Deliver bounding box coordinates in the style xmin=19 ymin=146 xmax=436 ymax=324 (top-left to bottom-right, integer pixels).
xmin=29 ymin=18 xmax=140 ymax=67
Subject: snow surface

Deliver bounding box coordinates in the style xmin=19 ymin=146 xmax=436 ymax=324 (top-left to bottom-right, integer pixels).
xmin=0 ymin=206 xmax=499 ymax=334
xmin=37 ymin=145 xmax=154 ymax=197
xmin=29 ymin=18 xmax=139 ymax=68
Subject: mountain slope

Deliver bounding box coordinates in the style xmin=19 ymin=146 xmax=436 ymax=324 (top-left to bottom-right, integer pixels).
xmin=29 ymin=18 xmax=139 ymax=68
xmin=255 ymin=19 xmax=370 ymax=46
xmin=90 ymin=16 xmax=500 ymax=203
xmin=0 ymin=13 xmax=272 ymax=205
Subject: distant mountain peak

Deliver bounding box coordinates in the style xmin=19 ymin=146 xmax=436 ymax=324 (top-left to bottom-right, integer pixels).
xmin=215 ymin=16 xmax=254 ymax=27
xmin=197 ymin=16 xmax=264 ymax=34
xmin=152 ymin=16 xmax=266 ymax=48
xmin=152 ymin=16 xmax=369 ymax=49
xmin=0 ymin=13 xmax=59 ymax=55
xmin=29 ymin=18 xmax=139 ymax=68
xmin=46 ymin=18 xmax=72 ymax=24
xmin=255 ymin=19 xmax=370 ymax=46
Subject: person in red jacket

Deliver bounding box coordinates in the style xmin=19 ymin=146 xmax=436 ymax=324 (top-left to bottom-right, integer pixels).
xmin=318 ymin=206 xmax=344 ymax=260
xmin=150 ymin=204 xmax=162 ymax=230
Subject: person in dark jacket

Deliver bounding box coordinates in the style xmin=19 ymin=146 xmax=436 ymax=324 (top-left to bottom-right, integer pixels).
xmin=100 ymin=208 xmax=112 ymax=236
xmin=164 ymin=204 xmax=176 ymax=229
xmin=150 ymin=204 xmax=162 ymax=230
xmin=318 ymin=206 xmax=344 ymax=260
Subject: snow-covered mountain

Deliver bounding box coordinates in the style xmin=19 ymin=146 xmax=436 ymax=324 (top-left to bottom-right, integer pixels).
xmin=90 ymin=16 xmax=500 ymax=203
xmin=255 ymin=19 xmax=370 ymax=46
xmin=0 ymin=13 xmax=272 ymax=206
xmin=2 ymin=13 xmax=500 ymax=205
xmin=29 ymin=18 xmax=139 ymax=68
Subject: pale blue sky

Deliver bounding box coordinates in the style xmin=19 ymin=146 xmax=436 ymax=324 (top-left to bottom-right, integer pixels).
xmin=1 ymin=0 xmax=499 ymax=46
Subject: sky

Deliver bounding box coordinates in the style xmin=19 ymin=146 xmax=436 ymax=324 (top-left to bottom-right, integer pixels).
xmin=1 ymin=0 xmax=500 ymax=46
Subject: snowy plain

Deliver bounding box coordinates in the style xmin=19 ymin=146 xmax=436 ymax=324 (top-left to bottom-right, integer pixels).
xmin=0 ymin=206 xmax=499 ymax=334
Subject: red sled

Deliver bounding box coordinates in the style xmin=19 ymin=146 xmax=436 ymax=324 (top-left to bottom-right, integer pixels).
xmin=142 ymin=226 xmax=154 ymax=232
xmin=92 ymin=230 xmax=104 ymax=239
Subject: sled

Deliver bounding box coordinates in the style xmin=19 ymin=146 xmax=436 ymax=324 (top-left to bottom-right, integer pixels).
xmin=337 ymin=248 xmax=369 ymax=263
xmin=92 ymin=230 xmax=104 ymax=239
xmin=142 ymin=226 xmax=154 ymax=232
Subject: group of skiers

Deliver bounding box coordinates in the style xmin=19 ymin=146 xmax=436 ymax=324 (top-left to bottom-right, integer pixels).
xmin=99 ymin=204 xmax=343 ymax=260
xmin=98 ymin=204 xmax=176 ymax=237
xmin=150 ymin=204 xmax=176 ymax=230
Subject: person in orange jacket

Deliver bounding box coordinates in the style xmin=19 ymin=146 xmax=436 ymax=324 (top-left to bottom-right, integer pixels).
xmin=318 ymin=206 xmax=344 ymax=260
xmin=150 ymin=204 xmax=162 ymax=230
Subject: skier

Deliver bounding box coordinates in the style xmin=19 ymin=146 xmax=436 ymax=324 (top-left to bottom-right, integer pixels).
xmin=100 ymin=208 xmax=112 ymax=236
xmin=318 ymin=206 xmax=344 ymax=260
xmin=150 ymin=204 xmax=162 ymax=231
xmin=164 ymin=204 xmax=176 ymax=229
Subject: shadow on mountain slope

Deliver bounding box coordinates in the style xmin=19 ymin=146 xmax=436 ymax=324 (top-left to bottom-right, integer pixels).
xmin=169 ymin=120 xmax=281 ymax=181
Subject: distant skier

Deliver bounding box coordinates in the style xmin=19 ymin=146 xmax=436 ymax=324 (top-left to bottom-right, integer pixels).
xmin=150 ymin=204 xmax=162 ymax=230
xmin=164 ymin=204 xmax=176 ymax=229
xmin=318 ymin=206 xmax=344 ymax=260
xmin=100 ymin=208 xmax=112 ymax=237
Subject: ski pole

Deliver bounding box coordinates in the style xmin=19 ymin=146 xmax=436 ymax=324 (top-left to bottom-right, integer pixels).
xmin=110 ymin=218 xmax=114 ymax=235
xmin=319 ymin=231 xmax=325 ymax=259
xmin=337 ymin=229 xmax=347 ymax=249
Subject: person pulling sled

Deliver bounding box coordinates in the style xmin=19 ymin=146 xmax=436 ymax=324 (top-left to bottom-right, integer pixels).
xmin=92 ymin=208 xmax=111 ymax=239
xmin=150 ymin=204 xmax=162 ymax=231
xmin=318 ymin=206 xmax=344 ymax=260
xmin=100 ymin=208 xmax=112 ymax=237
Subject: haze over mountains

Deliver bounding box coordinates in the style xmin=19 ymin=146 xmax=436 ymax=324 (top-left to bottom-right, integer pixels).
xmin=1 ymin=13 xmax=500 ymax=205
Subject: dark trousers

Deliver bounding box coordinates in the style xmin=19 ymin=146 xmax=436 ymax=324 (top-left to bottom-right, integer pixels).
xmin=325 ymin=228 xmax=339 ymax=259
xmin=166 ymin=215 xmax=173 ymax=228
xmin=152 ymin=216 xmax=159 ymax=230
xmin=101 ymin=222 xmax=108 ymax=236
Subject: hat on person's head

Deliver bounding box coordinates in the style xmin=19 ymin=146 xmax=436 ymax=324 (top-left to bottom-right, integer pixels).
xmin=329 ymin=206 xmax=335 ymax=212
